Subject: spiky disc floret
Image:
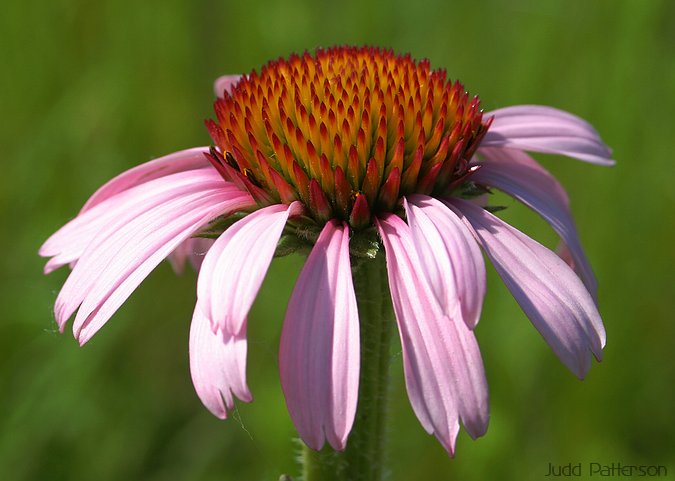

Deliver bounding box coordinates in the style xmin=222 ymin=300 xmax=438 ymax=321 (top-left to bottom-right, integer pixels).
xmin=206 ymin=46 xmax=490 ymax=229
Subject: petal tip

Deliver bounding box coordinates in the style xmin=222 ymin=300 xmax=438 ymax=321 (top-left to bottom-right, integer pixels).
xmin=437 ymin=433 xmax=457 ymax=458
xmin=77 ymin=331 xmax=91 ymax=347
xmin=464 ymin=416 xmax=490 ymax=440
xmin=327 ymin=433 xmax=348 ymax=452
xmin=301 ymin=434 xmax=326 ymax=452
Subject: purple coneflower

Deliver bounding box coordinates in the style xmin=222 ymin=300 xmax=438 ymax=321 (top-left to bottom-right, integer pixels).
xmin=41 ymin=47 xmax=611 ymax=460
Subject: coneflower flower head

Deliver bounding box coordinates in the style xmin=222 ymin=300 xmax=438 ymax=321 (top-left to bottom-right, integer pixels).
xmin=41 ymin=45 xmax=612 ymax=457
xmin=205 ymin=46 xmax=488 ymax=230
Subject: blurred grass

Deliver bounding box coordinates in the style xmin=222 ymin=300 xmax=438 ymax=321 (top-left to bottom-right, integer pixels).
xmin=1 ymin=0 xmax=674 ymax=480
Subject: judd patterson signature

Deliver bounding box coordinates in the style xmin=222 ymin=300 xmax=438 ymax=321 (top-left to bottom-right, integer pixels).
xmin=545 ymin=462 xmax=668 ymax=477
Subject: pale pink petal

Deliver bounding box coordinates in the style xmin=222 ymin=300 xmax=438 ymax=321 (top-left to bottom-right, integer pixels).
xmin=187 ymin=237 xmax=215 ymax=271
xmin=449 ymin=199 xmax=605 ymax=379
xmin=51 ymin=170 xmax=216 ymax=320
xmin=40 ymin=168 xmax=232 ymax=273
xmin=168 ymin=237 xmax=215 ymax=274
xmin=81 ymin=147 xmax=211 ymax=211
xmin=404 ymin=195 xmax=486 ymax=329
xmin=189 ymin=304 xmax=251 ymax=419
xmin=279 ymin=221 xmax=359 ymax=451
xmin=213 ymin=75 xmax=242 ymax=97
xmin=376 ymin=214 xmax=489 ymax=454
xmin=167 ymin=240 xmax=192 ymax=275
xmin=50 ymin=169 xmax=251 ymax=327
xmin=197 ymin=202 xmax=302 ymax=336
xmin=73 ymin=189 xmax=254 ymax=345
xmin=472 ymin=147 xmax=597 ymax=298
xmin=481 ymin=105 xmax=614 ymax=165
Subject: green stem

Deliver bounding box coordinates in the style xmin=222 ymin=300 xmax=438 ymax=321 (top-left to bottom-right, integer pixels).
xmin=301 ymin=254 xmax=394 ymax=481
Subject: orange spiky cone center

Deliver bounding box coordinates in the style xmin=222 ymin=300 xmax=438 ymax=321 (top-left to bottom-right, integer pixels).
xmin=206 ymin=46 xmax=490 ymax=229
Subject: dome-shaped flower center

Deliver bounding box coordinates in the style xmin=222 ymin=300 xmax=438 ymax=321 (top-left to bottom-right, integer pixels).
xmin=206 ymin=46 xmax=490 ymax=229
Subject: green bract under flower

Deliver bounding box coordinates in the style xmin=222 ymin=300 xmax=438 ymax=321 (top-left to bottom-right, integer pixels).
xmin=205 ymin=46 xmax=490 ymax=230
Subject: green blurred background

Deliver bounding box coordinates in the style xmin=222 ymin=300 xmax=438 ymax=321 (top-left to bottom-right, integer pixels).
xmin=1 ymin=0 xmax=674 ymax=479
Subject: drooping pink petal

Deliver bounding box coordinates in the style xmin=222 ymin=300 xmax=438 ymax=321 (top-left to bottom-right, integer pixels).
xmin=81 ymin=147 xmax=211 ymax=211
xmin=481 ymin=105 xmax=614 ymax=166
xmin=71 ymin=188 xmax=253 ymax=345
xmin=376 ymin=214 xmax=489 ymax=454
xmin=471 ymin=147 xmax=597 ymax=298
xmin=213 ymin=75 xmax=242 ymax=97
xmin=404 ymin=195 xmax=486 ymax=329
xmin=189 ymin=304 xmax=251 ymax=419
xmin=279 ymin=221 xmax=359 ymax=451
xmin=167 ymin=239 xmax=192 ymax=275
xmin=168 ymin=237 xmax=215 ymax=274
xmin=49 ymin=169 xmax=246 ymax=321
xmin=197 ymin=202 xmax=302 ymax=336
xmin=51 ymin=170 xmax=219 ymax=321
xmin=190 ymin=237 xmax=215 ymax=271
xmin=49 ymin=169 xmax=253 ymax=341
xmin=41 ymin=168 xmax=232 ymax=273
xmin=448 ymin=199 xmax=606 ymax=379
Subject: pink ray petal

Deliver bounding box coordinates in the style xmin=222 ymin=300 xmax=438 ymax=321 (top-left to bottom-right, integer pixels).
xmin=376 ymin=214 xmax=489 ymax=455
xmin=213 ymin=75 xmax=243 ymax=97
xmin=481 ymin=105 xmax=614 ymax=165
xmin=445 ymin=311 xmax=491 ymax=441
xmin=41 ymin=168 xmax=234 ymax=272
xmin=167 ymin=239 xmax=192 ymax=275
xmin=472 ymin=147 xmax=598 ymax=298
xmin=188 ymin=237 xmax=216 ymax=271
xmin=168 ymin=237 xmax=215 ymax=274
xmin=404 ymin=195 xmax=486 ymax=329
xmin=197 ymin=202 xmax=302 ymax=336
xmin=279 ymin=221 xmax=359 ymax=451
xmin=189 ymin=303 xmax=251 ymax=419
xmin=81 ymin=147 xmax=212 ymax=211
xmin=448 ymin=199 xmax=606 ymax=379
xmin=73 ymin=189 xmax=253 ymax=345
xmin=50 ymin=169 xmax=251 ymax=326
xmin=71 ymin=192 xmax=221 ymax=337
